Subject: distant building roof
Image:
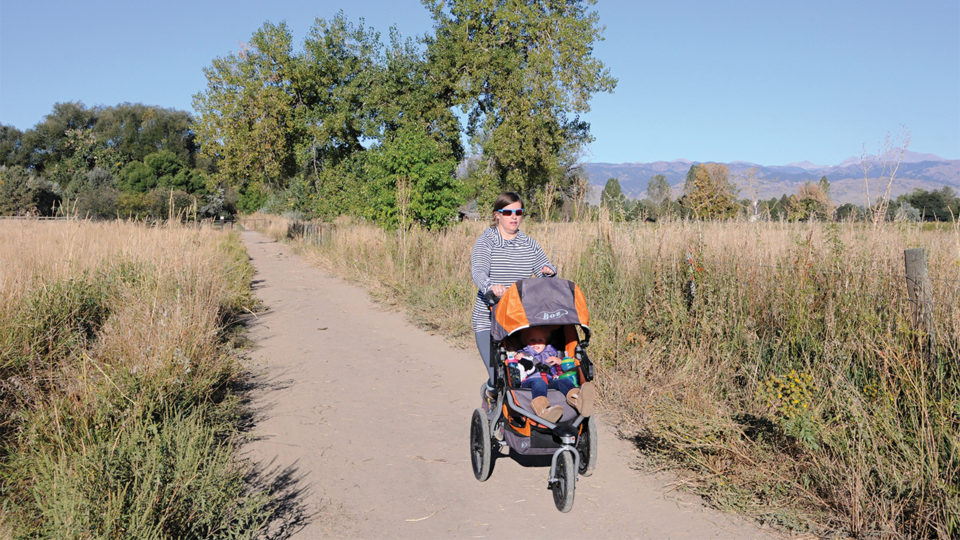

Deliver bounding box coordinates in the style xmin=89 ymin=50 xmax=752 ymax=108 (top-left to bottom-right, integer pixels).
xmin=459 ymin=199 xmax=483 ymax=220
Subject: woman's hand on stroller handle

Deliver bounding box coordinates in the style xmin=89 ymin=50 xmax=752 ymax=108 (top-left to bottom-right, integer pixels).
xmin=484 ymin=285 xmax=505 ymax=305
xmin=486 ymin=272 xmax=555 ymax=304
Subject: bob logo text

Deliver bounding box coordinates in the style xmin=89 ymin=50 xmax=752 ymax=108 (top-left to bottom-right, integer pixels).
xmin=537 ymin=309 xmax=569 ymax=320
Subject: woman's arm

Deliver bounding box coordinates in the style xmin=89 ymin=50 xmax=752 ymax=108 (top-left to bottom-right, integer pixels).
xmin=470 ymin=233 xmax=493 ymax=294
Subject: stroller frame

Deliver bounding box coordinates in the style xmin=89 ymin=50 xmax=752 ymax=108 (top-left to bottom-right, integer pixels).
xmin=469 ymin=277 xmax=596 ymax=512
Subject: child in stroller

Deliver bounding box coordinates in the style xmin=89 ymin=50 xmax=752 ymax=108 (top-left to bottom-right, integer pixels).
xmin=514 ymin=326 xmax=595 ymax=423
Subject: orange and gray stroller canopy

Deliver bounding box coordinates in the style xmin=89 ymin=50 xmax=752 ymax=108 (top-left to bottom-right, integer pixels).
xmin=490 ymin=278 xmax=591 ymax=342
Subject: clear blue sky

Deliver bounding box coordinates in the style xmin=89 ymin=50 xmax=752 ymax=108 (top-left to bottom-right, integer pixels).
xmin=1 ymin=0 xmax=957 ymax=166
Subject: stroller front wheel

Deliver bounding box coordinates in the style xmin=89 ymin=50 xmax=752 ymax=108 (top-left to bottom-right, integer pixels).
xmin=551 ymin=450 xmax=576 ymax=512
xmin=470 ymin=408 xmax=492 ymax=481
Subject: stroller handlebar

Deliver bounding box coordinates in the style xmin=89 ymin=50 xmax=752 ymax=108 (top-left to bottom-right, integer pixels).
xmin=485 ymin=274 xmax=557 ymax=306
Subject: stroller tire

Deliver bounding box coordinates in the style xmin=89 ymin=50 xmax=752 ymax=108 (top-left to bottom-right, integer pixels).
xmin=552 ymin=450 xmax=576 ymax=512
xmin=470 ymin=408 xmax=492 ymax=481
xmin=577 ymin=416 xmax=598 ymax=476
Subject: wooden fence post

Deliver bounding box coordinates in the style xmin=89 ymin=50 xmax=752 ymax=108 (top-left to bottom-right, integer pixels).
xmin=903 ymin=248 xmax=935 ymax=357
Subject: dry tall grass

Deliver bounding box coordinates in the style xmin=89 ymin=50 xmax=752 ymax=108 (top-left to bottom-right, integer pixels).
xmin=0 ymin=220 xmax=267 ymax=536
xmin=250 ymin=212 xmax=960 ymax=538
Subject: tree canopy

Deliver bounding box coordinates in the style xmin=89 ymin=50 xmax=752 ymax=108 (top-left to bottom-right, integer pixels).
xmin=190 ymin=3 xmax=615 ymax=224
xmin=896 ymin=187 xmax=960 ymax=221
xmin=0 ymin=103 xmax=209 ymax=219
xmin=646 ymin=174 xmax=671 ymax=207
xmin=680 ymin=163 xmax=739 ymax=219
xmin=423 ymin=0 xmax=616 ymax=198
xmin=5 ymin=3 xmax=619 ymax=225
xmin=192 ymin=13 xmax=465 ymax=217
xmin=192 ymin=21 xmax=301 ymax=205
xmin=366 ymin=123 xmax=461 ymax=229
xmin=786 ymin=181 xmax=834 ymax=221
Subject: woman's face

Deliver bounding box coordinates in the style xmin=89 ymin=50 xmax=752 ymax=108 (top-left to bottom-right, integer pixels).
xmin=495 ymin=201 xmax=523 ymax=236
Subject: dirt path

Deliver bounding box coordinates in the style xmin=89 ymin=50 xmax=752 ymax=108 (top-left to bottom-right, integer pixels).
xmin=240 ymin=230 xmax=775 ymax=539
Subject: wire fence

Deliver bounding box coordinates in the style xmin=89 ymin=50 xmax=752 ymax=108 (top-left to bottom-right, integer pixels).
xmin=682 ymin=247 xmax=956 ymax=358
xmin=748 ymin=262 xmax=960 ymax=288
xmin=0 ymin=216 xmax=75 ymax=221
xmin=0 ymin=215 xmax=239 ymax=229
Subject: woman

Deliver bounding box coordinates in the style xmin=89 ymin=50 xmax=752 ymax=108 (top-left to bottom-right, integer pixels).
xmin=471 ymin=192 xmax=556 ymax=393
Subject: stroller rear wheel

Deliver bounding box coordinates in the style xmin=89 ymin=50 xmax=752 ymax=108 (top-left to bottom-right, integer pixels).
xmin=577 ymin=416 xmax=598 ymax=476
xmin=470 ymin=408 xmax=492 ymax=481
xmin=551 ymin=450 xmax=576 ymax=512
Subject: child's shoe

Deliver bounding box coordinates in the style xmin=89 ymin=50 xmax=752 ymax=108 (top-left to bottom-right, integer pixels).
xmin=566 ymin=381 xmax=595 ymax=417
xmin=531 ymin=396 xmax=563 ymax=423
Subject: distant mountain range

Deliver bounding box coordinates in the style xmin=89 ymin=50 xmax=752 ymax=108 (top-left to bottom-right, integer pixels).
xmin=581 ymin=151 xmax=960 ymax=205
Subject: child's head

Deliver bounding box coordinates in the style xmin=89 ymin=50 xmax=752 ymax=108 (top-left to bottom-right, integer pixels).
xmin=522 ymin=326 xmax=551 ymax=354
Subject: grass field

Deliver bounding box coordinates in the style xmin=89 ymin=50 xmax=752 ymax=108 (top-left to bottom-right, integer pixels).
xmin=250 ymin=213 xmax=960 ymax=538
xmin=0 ymin=220 xmax=269 ymax=537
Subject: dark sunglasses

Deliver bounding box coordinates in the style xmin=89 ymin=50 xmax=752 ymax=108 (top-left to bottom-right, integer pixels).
xmin=497 ymin=208 xmax=524 ymax=216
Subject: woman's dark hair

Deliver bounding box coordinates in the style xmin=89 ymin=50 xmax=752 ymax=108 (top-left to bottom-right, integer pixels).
xmin=491 ymin=192 xmax=523 ymax=226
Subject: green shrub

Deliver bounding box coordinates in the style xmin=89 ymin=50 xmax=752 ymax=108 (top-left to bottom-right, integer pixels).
xmin=0 ymin=166 xmax=61 ymax=216
xmin=74 ymin=186 xmax=120 ymax=219
xmin=8 ymin=394 xmax=267 ymax=538
xmin=0 ymin=227 xmax=269 ymax=536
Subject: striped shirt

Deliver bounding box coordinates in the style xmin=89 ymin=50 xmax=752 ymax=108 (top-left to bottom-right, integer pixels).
xmin=471 ymin=226 xmax=556 ymax=332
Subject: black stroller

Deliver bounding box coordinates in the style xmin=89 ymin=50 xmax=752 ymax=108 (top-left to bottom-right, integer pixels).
xmin=469 ymin=277 xmax=597 ymax=512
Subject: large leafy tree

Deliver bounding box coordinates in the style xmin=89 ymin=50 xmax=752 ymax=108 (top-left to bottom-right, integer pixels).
xmin=20 ymin=102 xmax=97 ymax=172
xmin=95 ymin=104 xmax=197 ymax=167
xmin=193 ymin=21 xmax=299 ymax=209
xmin=646 ymin=174 xmax=671 ymax=219
xmin=118 ymin=161 xmax=156 ymax=193
xmin=117 ymin=150 xmax=205 ymax=194
xmin=423 ymin=0 xmax=616 ymax=196
xmin=194 ymin=16 xmax=391 ymax=212
xmin=194 ymin=13 xmax=468 ymax=217
xmin=898 ymin=187 xmax=960 ymax=221
xmin=49 ymin=127 xmax=120 ymax=196
xmin=369 ymin=29 xmax=463 ymax=162
xmin=1 ymin=103 xmax=208 ymax=219
xmin=647 ymin=174 xmax=671 ymax=206
xmin=787 ymin=181 xmax=834 ymax=221
xmin=293 ymin=14 xmax=382 ymax=174
xmin=680 ymin=163 xmax=739 ymax=220
xmin=0 ymin=166 xmax=61 ymax=216
xmin=7 ymin=103 xmax=199 ymax=189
